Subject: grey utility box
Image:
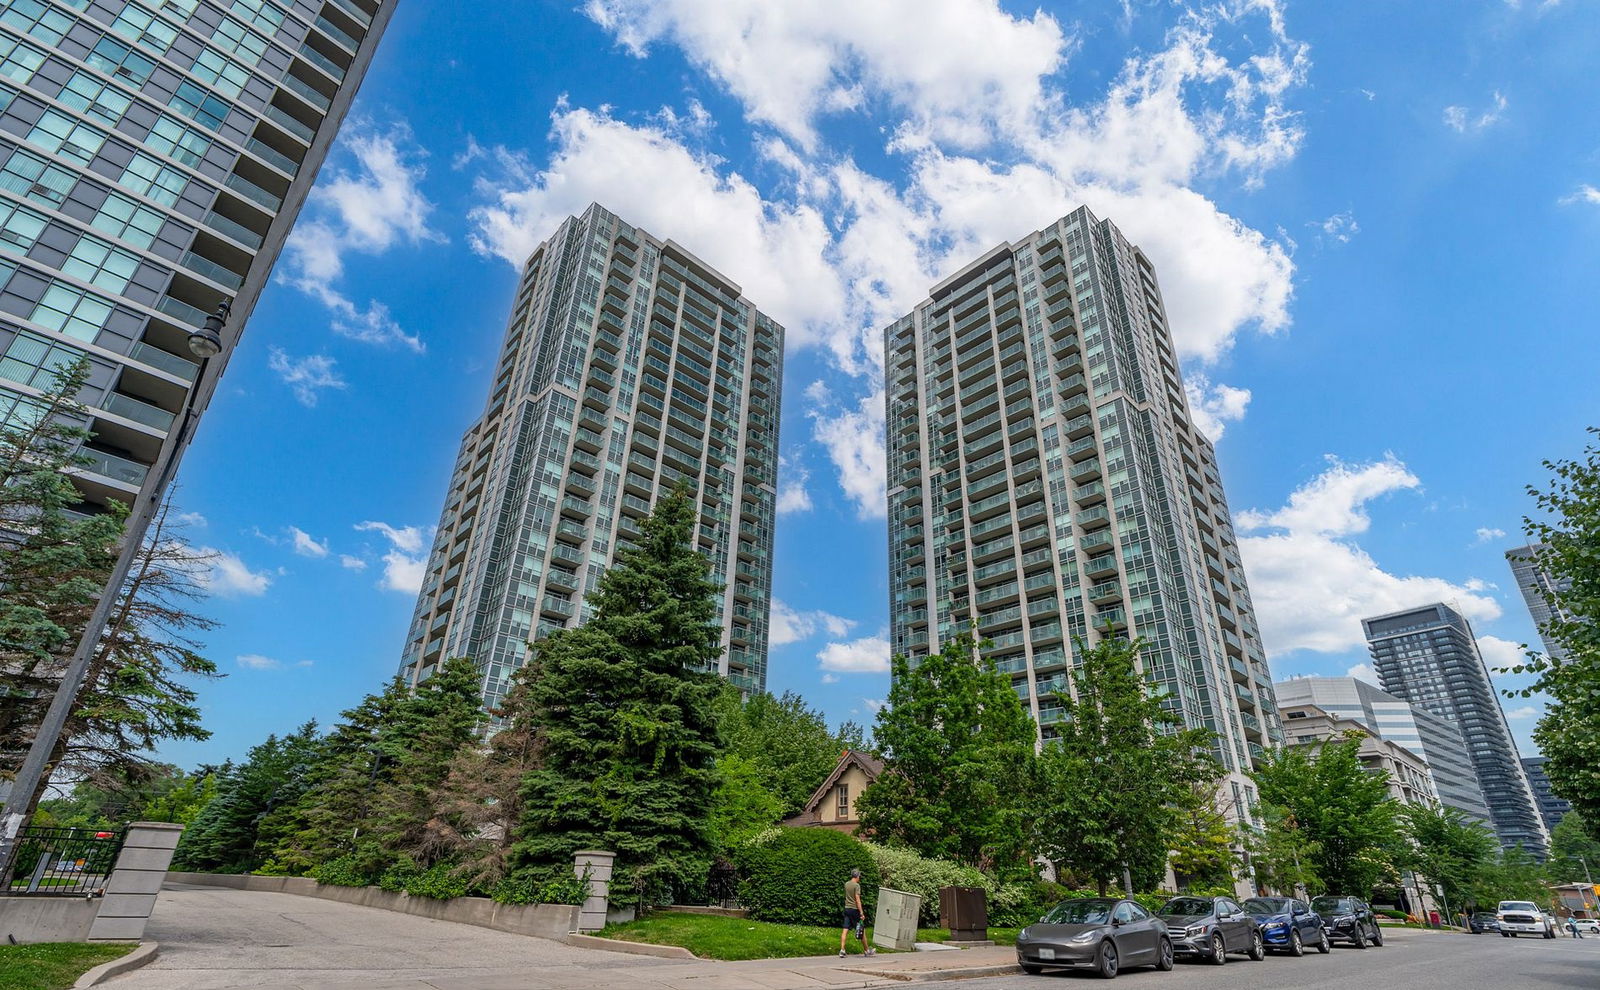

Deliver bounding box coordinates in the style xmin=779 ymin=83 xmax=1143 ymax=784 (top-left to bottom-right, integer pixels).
xmin=873 ymin=887 xmax=923 ymax=951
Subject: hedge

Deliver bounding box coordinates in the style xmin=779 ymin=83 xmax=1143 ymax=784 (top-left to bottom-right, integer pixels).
xmin=735 ymin=828 xmax=879 ymax=926
xmin=862 ymin=842 xmax=993 ymax=925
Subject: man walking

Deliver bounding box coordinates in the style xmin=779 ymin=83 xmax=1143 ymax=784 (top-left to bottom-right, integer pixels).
xmin=840 ymin=867 xmax=875 ymax=957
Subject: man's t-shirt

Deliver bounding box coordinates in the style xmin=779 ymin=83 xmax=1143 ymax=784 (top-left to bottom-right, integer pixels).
xmin=844 ymin=878 xmax=860 ymax=911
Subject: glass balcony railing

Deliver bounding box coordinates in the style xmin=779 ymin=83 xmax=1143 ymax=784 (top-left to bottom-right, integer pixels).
xmin=102 ymin=392 xmax=175 ymax=431
xmin=326 ymin=0 xmax=372 ymax=28
xmin=80 ymin=449 xmax=148 ymax=486
xmin=246 ymin=138 xmax=300 ymax=176
xmin=128 ymin=342 xmax=198 ymax=381
xmin=202 ymin=211 xmax=264 ymax=250
xmin=298 ymin=43 xmax=346 ymax=81
xmin=263 ymin=104 xmax=315 ymax=144
xmin=156 ymin=295 xmax=209 ymax=328
xmin=181 ymin=252 xmax=244 ymax=290
xmin=314 ymin=15 xmax=360 ymax=52
xmin=279 ymin=73 xmax=331 ymax=111
xmin=225 ymin=173 xmax=283 ymax=211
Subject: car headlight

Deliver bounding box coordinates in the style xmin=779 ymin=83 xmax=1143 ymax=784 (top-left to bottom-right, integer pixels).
xmin=1264 ymin=921 xmax=1287 ymax=931
xmin=1069 ymin=930 xmax=1099 ymax=943
xmin=1186 ymin=924 xmax=1209 ymax=937
xmin=1017 ymin=927 xmax=1031 ymax=942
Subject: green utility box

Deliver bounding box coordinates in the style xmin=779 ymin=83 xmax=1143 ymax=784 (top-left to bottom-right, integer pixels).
xmin=872 ymin=887 xmax=923 ymax=951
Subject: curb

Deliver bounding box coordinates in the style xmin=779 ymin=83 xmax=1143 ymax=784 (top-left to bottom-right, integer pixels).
xmin=565 ymin=933 xmax=698 ymax=959
xmin=849 ymin=963 xmax=1019 ymax=984
xmin=75 ymin=942 xmax=159 ymax=988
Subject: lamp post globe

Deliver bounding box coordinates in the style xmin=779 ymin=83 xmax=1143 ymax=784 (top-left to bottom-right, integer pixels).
xmin=189 ymin=301 xmax=230 ymax=358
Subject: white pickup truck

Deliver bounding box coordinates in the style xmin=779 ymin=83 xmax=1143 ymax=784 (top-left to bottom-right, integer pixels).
xmin=1496 ymin=901 xmax=1555 ymax=938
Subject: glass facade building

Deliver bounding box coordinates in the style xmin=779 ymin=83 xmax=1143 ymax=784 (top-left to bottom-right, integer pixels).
xmin=0 ymin=0 xmax=396 ymax=511
xmin=397 ymin=203 xmax=781 ymax=711
xmin=882 ymin=205 xmax=1281 ymax=818
xmin=1506 ymin=544 xmax=1571 ymax=664
xmin=1521 ymin=756 xmax=1569 ymax=833
xmin=1273 ymin=676 xmax=1492 ymax=825
xmin=1363 ymin=603 xmax=1549 ymax=857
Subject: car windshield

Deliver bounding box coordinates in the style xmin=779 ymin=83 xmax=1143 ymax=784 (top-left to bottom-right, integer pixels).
xmin=1161 ymin=897 xmax=1214 ymax=917
xmin=1311 ymin=897 xmax=1352 ymax=914
xmin=1243 ymin=897 xmax=1290 ymax=914
xmin=1042 ymin=899 xmax=1115 ymax=925
xmin=1500 ymin=902 xmax=1538 ymax=913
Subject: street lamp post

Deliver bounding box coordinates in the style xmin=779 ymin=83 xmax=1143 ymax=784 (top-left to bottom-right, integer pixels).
xmin=0 ymin=303 xmax=230 ymax=881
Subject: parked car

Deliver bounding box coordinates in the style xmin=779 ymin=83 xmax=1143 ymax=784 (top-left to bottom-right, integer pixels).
xmin=1309 ymin=895 xmax=1384 ymax=948
xmin=1496 ymin=900 xmax=1555 ymax=938
xmin=1467 ymin=912 xmax=1501 ymax=934
xmin=1157 ymin=895 xmax=1264 ymax=964
xmin=1569 ymin=918 xmax=1600 ymax=936
xmin=1016 ymin=897 xmax=1174 ymax=978
xmin=1241 ymin=896 xmax=1330 ymax=955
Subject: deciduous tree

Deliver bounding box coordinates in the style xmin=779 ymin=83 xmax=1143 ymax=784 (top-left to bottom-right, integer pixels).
xmin=1397 ymin=803 xmax=1497 ymax=919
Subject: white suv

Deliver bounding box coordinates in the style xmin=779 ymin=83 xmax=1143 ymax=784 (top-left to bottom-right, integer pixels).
xmin=1497 ymin=901 xmax=1554 ymax=939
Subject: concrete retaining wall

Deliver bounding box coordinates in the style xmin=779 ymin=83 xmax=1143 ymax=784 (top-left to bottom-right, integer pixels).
xmin=167 ymin=871 xmax=579 ymax=939
xmin=0 ymin=895 xmax=98 ymax=944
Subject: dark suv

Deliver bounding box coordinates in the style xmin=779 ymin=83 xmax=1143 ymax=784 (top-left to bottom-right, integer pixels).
xmin=1242 ymin=896 xmax=1330 ymax=955
xmin=1157 ymin=895 xmax=1264 ymax=964
xmin=1310 ymin=895 xmax=1384 ymax=948
xmin=1468 ymin=912 xmax=1500 ymax=934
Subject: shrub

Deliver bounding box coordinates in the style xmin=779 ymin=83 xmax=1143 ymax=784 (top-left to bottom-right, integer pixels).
xmin=378 ymin=859 xmax=421 ymax=892
xmin=311 ymin=856 xmax=372 ymax=888
xmin=991 ymin=880 xmax=1073 ymax=927
xmin=490 ymin=867 xmax=591 ymax=906
xmin=862 ymin=842 xmax=993 ymax=925
xmin=404 ymin=862 xmax=473 ymax=900
xmin=735 ymin=827 xmax=879 ymax=926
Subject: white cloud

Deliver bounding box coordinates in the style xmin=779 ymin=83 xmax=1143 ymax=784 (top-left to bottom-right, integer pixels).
xmin=584 ymin=0 xmax=1068 ymax=150
xmin=236 ymin=654 xmax=280 ymax=670
xmin=175 ymin=511 xmax=207 ymax=528
xmin=770 ymin=599 xmax=857 ymax=646
xmin=283 ymin=123 xmax=441 ymax=352
xmin=1347 ymin=662 xmax=1378 ymax=685
xmin=1506 ymin=706 xmax=1538 ymax=720
xmin=1478 ymin=635 xmax=1529 ymax=675
xmin=818 ymin=635 xmax=891 ymax=673
xmin=809 ymin=387 xmax=887 ymax=520
xmin=863 ymin=697 xmax=887 ymax=714
xmin=1442 ymin=91 xmax=1507 ymax=133
xmin=288 ymin=526 xmax=329 ymax=558
xmin=1237 ymin=456 xmax=1502 ymax=656
xmin=339 ymin=554 xmax=368 ymax=571
xmin=194 ymin=547 xmax=272 ymax=597
xmin=1185 ymin=374 xmax=1252 ymax=443
xmin=267 ymin=348 xmax=346 ymax=407
xmin=1559 ymin=184 xmax=1600 ymax=207
xmin=821 ymin=673 xmax=839 ymax=684
xmin=776 ymin=455 xmax=813 ymax=515
xmin=1473 ymin=526 xmax=1507 ymax=546
xmin=1318 ymin=211 xmax=1359 ymax=244
xmin=355 ymin=521 xmax=431 ymax=593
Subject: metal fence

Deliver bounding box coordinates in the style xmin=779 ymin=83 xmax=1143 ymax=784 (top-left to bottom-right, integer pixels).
xmin=4 ymin=825 xmax=125 ymax=896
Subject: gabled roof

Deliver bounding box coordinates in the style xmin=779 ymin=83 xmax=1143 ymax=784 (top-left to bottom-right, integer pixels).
xmin=798 ymin=749 xmax=885 ymax=816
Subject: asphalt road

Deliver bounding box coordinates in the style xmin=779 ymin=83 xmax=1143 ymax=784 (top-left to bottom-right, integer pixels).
xmin=960 ymin=928 xmax=1600 ymax=989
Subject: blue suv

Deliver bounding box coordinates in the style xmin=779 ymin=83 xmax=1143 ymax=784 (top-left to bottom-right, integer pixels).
xmin=1241 ymin=896 xmax=1330 ymax=955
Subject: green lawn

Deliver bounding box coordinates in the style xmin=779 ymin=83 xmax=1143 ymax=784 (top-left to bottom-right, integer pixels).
xmin=596 ymin=911 xmax=1019 ymax=960
xmin=0 ymin=943 xmax=134 ymax=990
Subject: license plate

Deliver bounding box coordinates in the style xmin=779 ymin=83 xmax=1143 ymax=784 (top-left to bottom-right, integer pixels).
xmin=1038 ymin=948 xmax=1056 ymax=960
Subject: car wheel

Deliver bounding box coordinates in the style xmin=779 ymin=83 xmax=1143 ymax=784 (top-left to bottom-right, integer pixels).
xmin=1021 ymin=964 xmax=1043 ymax=975
xmin=1248 ymin=929 xmax=1266 ymax=961
xmin=1371 ymin=924 xmax=1384 ymax=947
xmin=1156 ymin=937 xmax=1174 ymax=971
xmin=1501 ymin=931 xmax=1510 ymax=938
xmin=1318 ymin=929 xmax=1332 ymax=954
xmin=1210 ymin=932 xmax=1227 ymax=965
xmin=1095 ymin=939 xmax=1118 ymax=979
xmin=1351 ymin=927 xmax=1366 ymax=949
xmin=1289 ymin=929 xmax=1304 ymax=957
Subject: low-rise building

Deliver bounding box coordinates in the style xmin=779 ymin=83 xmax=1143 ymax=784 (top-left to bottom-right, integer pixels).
xmin=1278 ymin=702 xmax=1439 ymax=808
xmin=782 ymin=750 xmax=883 ymax=833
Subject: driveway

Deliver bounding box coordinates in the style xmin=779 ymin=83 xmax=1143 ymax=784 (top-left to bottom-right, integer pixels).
xmin=105 ymin=883 xmax=672 ymax=990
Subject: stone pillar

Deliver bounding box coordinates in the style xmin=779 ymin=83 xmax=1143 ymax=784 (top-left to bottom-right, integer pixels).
xmin=88 ymin=822 xmax=183 ymax=941
xmin=573 ymin=850 xmax=614 ymax=933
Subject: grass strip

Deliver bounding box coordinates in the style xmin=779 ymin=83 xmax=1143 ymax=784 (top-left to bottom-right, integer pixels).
xmin=0 ymin=943 xmax=134 ymax=990
xmin=596 ymin=911 xmax=1021 ymax=960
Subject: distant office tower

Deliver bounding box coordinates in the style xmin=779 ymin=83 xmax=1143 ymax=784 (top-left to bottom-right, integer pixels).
xmin=0 ymin=0 xmax=397 ymax=511
xmin=1507 ymin=545 xmax=1572 ymax=663
xmin=1363 ymin=604 xmax=1549 ymax=856
xmin=1521 ymin=756 xmax=1570 ymax=833
xmin=883 ymin=205 xmax=1281 ymax=812
xmin=397 ymin=203 xmax=782 ymax=710
xmin=1273 ymin=677 xmax=1492 ymax=825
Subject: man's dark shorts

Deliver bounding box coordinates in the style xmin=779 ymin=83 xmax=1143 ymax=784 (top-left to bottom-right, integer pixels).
xmin=843 ymin=908 xmax=862 ymax=931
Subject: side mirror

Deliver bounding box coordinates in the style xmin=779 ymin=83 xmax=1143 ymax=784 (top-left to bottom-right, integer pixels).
xmin=1111 ymin=917 xmax=1123 ymax=927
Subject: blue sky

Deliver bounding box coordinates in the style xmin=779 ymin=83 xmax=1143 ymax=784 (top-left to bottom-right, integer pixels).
xmin=156 ymin=0 xmax=1599 ymax=770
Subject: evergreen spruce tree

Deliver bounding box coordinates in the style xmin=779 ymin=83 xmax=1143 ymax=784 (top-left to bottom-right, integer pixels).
xmin=174 ymin=723 xmax=323 ymax=873
xmin=854 ymin=632 xmax=1037 ymax=872
xmin=512 ymin=488 xmax=724 ymax=903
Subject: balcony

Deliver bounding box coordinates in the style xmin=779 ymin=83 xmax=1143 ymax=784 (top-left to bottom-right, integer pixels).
xmin=246 ymin=137 xmax=300 ymax=177
xmin=101 ymin=391 xmax=175 ymax=432
xmin=279 ymin=72 xmax=332 ymax=112
xmin=181 ymin=251 xmax=244 ymax=291
xmin=78 ymin=448 xmax=148 ymax=487
xmin=202 ymin=210 xmax=265 ymax=250
xmin=224 ymin=173 xmax=283 ymax=213
xmin=128 ymin=341 xmax=197 ymax=382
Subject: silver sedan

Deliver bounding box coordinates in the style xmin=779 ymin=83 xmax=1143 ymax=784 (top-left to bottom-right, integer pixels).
xmin=1016 ymin=897 xmax=1175 ymax=979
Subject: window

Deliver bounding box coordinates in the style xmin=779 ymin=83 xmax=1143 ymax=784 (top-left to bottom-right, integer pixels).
xmin=152 ymin=0 xmax=198 ymax=17
xmin=0 ymin=147 xmax=77 ymax=205
xmin=835 ymin=783 xmax=849 ymax=818
xmin=86 ymin=36 xmax=157 ymax=86
xmin=0 ymin=198 xmax=48 ymax=253
xmin=59 ymin=71 xmax=134 ymax=127
xmin=111 ymin=3 xmax=180 ymax=54
xmin=90 ymin=192 xmax=165 ymax=251
xmin=31 ymin=281 xmax=116 ymax=343
xmin=145 ymin=115 xmax=210 ymax=167
xmin=28 ymin=110 xmax=109 ymax=165
xmin=170 ymin=81 xmax=231 ymax=131
xmin=63 ymin=234 xmax=141 ymax=292
xmin=231 ymin=0 xmax=285 ymax=34
xmin=119 ymin=153 xmax=187 ymax=206
xmin=191 ymin=48 xmax=251 ymax=99
xmin=0 ymin=0 xmax=74 ymax=47
xmin=212 ymin=17 xmax=269 ymax=65
xmin=0 ymin=32 xmax=47 ymax=85
xmin=1113 ymin=901 xmax=1136 ymax=924
xmin=0 ymin=383 xmax=50 ymax=430
xmin=0 ymin=331 xmax=86 ymax=389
